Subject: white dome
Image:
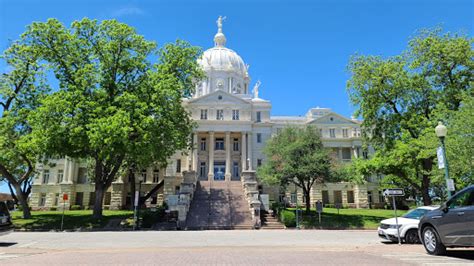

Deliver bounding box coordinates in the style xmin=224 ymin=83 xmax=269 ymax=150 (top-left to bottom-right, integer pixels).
xmin=198 ymin=47 xmax=248 ymax=77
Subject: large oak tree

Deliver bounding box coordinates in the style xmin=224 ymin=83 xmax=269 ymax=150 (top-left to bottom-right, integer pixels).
xmin=347 ymin=29 xmax=473 ymax=204
xmin=23 ymin=18 xmax=202 ymax=218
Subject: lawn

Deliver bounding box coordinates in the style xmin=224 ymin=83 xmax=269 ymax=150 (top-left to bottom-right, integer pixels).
xmin=284 ymin=207 xmax=407 ymax=229
xmin=11 ymin=210 xmax=134 ymax=231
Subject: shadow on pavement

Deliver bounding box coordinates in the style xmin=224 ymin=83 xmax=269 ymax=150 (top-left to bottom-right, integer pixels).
xmin=446 ymin=249 xmax=474 ymax=260
xmin=0 ymin=242 xmax=17 ymax=247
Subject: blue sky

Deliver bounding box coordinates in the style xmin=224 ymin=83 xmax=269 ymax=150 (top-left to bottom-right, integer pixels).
xmin=0 ymin=1 xmax=472 ymax=192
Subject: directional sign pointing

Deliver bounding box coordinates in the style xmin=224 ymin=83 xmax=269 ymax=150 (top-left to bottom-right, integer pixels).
xmin=383 ymin=188 xmax=405 ymax=197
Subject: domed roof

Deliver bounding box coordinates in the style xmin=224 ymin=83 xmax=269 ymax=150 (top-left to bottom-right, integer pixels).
xmin=198 ymin=47 xmax=247 ymax=76
xmin=197 ymin=16 xmax=248 ymax=77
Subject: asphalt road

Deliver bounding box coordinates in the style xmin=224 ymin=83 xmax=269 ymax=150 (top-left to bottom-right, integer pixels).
xmin=0 ymin=230 xmax=473 ymax=265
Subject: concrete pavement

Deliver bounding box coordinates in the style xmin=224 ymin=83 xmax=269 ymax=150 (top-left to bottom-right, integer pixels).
xmin=0 ymin=230 xmax=473 ymax=265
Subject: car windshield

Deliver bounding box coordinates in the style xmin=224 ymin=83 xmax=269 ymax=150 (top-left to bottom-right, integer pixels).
xmin=403 ymin=208 xmax=430 ymax=219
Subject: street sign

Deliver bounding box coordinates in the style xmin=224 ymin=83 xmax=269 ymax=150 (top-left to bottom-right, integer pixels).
xmin=447 ymin=179 xmax=455 ymax=191
xmin=383 ymin=188 xmax=405 ymax=197
xmin=315 ymin=200 xmax=323 ymax=224
xmin=62 ymin=193 xmax=68 ymax=201
xmin=437 ymin=147 xmax=445 ymax=169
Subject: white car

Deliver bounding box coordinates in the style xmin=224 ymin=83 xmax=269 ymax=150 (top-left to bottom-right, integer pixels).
xmin=378 ymin=206 xmax=437 ymax=244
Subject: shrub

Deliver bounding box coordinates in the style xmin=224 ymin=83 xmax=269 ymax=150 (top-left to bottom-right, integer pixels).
xmin=141 ymin=207 xmax=166 ymax=228
xmin=70 ymin=205 xmax=82 ymax=210
xmin=49 ymin=207 xmax=57 ymax=211
xmin=279 ymin=209 xmax=296 ymax=227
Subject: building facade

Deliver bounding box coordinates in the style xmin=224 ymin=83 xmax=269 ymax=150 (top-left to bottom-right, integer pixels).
xmin=30 ymin=17 xmax=383 ymax=211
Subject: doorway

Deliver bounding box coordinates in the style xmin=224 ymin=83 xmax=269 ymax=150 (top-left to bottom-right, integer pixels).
xmin=214 ymin=162 xmax=225 ymax=181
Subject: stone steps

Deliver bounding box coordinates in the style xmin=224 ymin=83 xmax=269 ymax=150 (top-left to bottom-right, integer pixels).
xmin=185 ymin=181 xmax=253 ymax=230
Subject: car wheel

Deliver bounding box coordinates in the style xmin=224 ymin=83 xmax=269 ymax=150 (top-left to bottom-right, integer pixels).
xmin=405 ymin=229 xmax=419 ymax=244
xmin=422 ymin=226 xmax=446 ymax=255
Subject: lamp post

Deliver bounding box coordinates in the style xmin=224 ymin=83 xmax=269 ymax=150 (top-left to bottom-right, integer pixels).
xmin=435 ymin=122 xmax=452 ymax=198
xmin=134 ymin=174 xmax=144 ymax=230
xmin=294 ymin=181 xmax=300 ymax=229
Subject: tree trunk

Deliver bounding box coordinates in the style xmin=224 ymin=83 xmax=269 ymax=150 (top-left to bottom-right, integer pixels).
xmin=93 ymin=182 xmax=105 ymax=219
xmin=12 ymin=183 xmax=31 ymax=219
xmin=304 ymin=191 xmax=311 ymax=214
xmin=421 ymin=159 xmax=433 ymax=205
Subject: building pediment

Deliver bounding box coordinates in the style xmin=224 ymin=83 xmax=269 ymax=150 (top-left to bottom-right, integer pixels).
xmin=307 ymin=112 xmax=360 ymax=126
xmin=187 ymin=90 xmax=251 ymax=107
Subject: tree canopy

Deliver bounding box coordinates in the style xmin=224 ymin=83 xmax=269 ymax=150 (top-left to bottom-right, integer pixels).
xmin=258 ymin=126 xmax=332 ymax=213
xmin=13 ymin=18 xmax=203 ymax=218
xmin=347 ymin=28 xmax=473 ymax=204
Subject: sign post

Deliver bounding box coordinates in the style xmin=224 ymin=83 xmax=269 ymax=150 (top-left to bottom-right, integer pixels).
xmin=133 ymin=191 xmax=139 ymax=230
xmin=316 ymin=200 xmax=323 ymax=224
xmin=60 ymin=193 xmax=68 ymax=231
xmin=383 ymin=188 xmax=405 ymax=245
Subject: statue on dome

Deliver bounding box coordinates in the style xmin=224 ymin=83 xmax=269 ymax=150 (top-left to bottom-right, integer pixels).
xmin=216 ymin=16 xmax=226 ymax=33
xmin=253 ymin=80 xmax=261 ymax=98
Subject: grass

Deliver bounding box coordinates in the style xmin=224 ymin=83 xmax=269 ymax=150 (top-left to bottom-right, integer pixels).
xmin=11 ymin=210 xmax=134 ymax=231
xmin=286 ymin=207 xmax=407 ymax=229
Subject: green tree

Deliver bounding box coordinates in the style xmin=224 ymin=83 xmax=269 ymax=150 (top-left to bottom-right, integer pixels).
xmin=347 ymin=28 xmax=473 ymax=204
xmin=0 ymin=42 xmax=49 ymax=218
xmin=257 ymin=126 xmax=332 ymax=213
xmin=23 ymin=18 xmax=202 ymax=218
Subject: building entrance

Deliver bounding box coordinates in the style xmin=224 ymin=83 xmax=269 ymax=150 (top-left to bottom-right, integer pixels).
xmin=214 ymin=162 xmax=225 ymax=181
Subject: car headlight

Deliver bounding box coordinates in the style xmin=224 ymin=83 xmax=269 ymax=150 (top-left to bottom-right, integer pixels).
xmin=388 ymin=224 xmax=402 ymax=229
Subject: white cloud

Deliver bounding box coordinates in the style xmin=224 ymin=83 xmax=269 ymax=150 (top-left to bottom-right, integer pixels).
xmin=111 ymin=6 xmax=145 ymax=17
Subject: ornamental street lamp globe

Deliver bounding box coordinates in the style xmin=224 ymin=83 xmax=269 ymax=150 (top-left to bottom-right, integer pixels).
xmin=435 ymin=122 xmax=447 ymax=138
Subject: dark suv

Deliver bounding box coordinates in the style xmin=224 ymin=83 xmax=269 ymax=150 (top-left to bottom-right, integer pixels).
xmin=0 ymin=200 xmax=14 ymax=236
xmin=419 ymin=185 xmax=474 ymax=255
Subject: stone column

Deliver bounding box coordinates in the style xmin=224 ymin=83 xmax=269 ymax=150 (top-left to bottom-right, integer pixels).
xmin=63 ymin=157 xmax=70 ymax=184
xmin=67 ymin=159 xmax=75 ymax=184
xmin=247 ymin=132 xmax=253 ymax=170
xmin=208 ymin=131 xmax=214 ymax=180
xmin=192 ymin=133 xmax=198 ymax=171
xmin=225 ymin=131 xmax=231 ymax=181
xmin=241 ymin=132 xmax=247 ymax=170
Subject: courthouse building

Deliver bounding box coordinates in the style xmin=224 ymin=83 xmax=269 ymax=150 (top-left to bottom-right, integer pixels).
xmin=30 ymin=17 xmax=383 ymax=213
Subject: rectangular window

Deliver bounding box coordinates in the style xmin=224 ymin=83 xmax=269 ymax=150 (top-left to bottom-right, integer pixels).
xmin=57 ymin=169 xmax=64 ymax=183
xmin=290 ymin=193 xmax=297 ymax=204
xmin=153 ymin=170 xmax=160 ymax=183
xmin=322 ymin=190 xmax=329 ymax=204
xmin=334 ymin=191 xmax=342 ymax=204
xmin=200 ymin=138 xmax=206 ymax=151
xmin=141 ymin=170 xmax=147 ymax=182
xmin=342 ymin=128 xmax=348 ymax=138
xmin=215 ymin=138 xmax=224 ymax=150
xmin=75 ymin=192 xmax=83 ymax=206
xmin=257 ymin=159 xmax=262 ymax=167
xmin=54 ymin=193 xmax=60 ymax=206
xmin=256 ymin=111 xmax=261 ymax=122
xmin=342 ymin=148 xmax=352 ymax=160
xmin=216 ymin=109 xmax=224 ymax=120
xmin=43 ymin=170 xmax=50 ymax=184
xmin=232 ymin=110 xmax=239 ymax=120
xmin=104 ymin=192 xmax=112 ymax=205
xmin=257 ymin=133 xmax=262 ymax=143
xmin=329 ymin=128 xmax=336 ymax=138
xmin=39 ymin=193 xmax=46 ymax=207
xmin=233 ymin=161 xmax=239 ymax=178
xmin=176 ymin=159 xmax=181 ymax=173
xmin=200 ymin=162 xmax=206 ymax=178
xmin=77 ymin=168 xmax=88 ymax=184
xmin=347 ymin=191 xmax=355 ymax=204
xmin=233 ymin=138 xmax=239 ymax=151
xmin=362 ymin=150 xmax=369 ymax=159
xmin=89 ymin=192 xmax=96 ymax=206
xmin=200 ymin=109 xmax=208 ymax=120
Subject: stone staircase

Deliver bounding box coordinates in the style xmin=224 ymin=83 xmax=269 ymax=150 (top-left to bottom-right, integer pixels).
xmin=185 ymin=180 xmax=253 ymax=230
xmin=260 ymin=211 xmax=285 ymax=229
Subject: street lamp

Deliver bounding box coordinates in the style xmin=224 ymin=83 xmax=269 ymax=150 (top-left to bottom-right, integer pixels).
xmin=134 ymin=173 xmax=144 ymax=230
xmin=435 ymin=122 xmax=452 ymax=198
